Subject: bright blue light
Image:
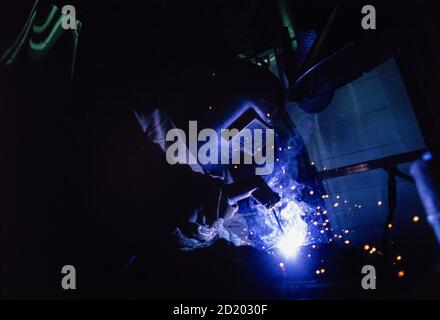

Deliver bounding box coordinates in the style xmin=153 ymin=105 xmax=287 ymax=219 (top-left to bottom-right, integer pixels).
xmin=277 ymin=231 xmax=303 ymax=258
xmin=273 ymin=201 xmax=308 ymax=259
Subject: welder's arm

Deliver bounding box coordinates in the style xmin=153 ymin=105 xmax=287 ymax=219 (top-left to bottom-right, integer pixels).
xmin=140 ymin=136 xmax=235 ymax=227
xmin=134 ymin=107 xmax=246 ymax=227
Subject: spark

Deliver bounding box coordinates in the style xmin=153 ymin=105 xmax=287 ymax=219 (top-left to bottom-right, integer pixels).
xmin=271 ymin=201 xmax=309 ymax=259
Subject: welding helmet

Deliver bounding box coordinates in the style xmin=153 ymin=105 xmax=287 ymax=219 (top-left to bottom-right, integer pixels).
xmin=165 ymin=59 xmax=284 ymax=128
xmin=160 ymin=58 xmax=285 ymax=174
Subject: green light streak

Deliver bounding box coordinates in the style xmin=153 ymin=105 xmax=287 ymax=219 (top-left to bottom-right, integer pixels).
xmin=28 ymin=14 xmax=65 ymax=61
xmin=1 ymin=0 xmax=39 ymax=65
xmin=32 ymin=5 xmax=58 ymax=34
xmin=278 ymin=0 xmax=297 ymax=50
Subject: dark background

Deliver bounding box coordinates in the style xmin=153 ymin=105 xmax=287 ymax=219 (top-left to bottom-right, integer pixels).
xmin=1 ymin=0 xmax=440 ymax=299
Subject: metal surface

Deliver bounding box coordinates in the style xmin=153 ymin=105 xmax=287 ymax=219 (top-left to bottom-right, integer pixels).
xmin=316 ymin=149 xmax=426 ymax=181
xmin=315 ymin=149 xmax=427 ymax=255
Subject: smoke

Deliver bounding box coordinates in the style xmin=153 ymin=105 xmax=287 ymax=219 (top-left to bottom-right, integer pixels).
xmin=243 ymin=121 xmax=331 ymax=258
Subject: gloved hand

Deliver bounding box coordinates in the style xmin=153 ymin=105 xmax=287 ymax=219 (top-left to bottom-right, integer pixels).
xmin=180 ymin=188 xmax=239 ymax=242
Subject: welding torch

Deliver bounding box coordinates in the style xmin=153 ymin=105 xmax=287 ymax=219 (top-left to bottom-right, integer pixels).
xmin=224 ymin=175 xmax=281 ymax=209
xmin=223 ymin=174 xmax=284 ymax=233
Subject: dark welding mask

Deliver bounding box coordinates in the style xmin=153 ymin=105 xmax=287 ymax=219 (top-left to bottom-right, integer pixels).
xmin=163 ymin=60 xmax=283 ymax=164
xmin=160 ymin=59 xmax=284 ymax=209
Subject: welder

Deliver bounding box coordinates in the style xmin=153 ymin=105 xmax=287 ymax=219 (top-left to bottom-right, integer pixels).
xmin=127 ymin=56 xmax=285 ymax=250
xmin=2 ymin=0 xmax=286 ymax=298
xmin=78 ymin=52 xmax=286 ymax=297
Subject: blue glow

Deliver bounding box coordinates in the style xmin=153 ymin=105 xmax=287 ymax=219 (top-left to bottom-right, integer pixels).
xmin=255 ymin=195 xmax=309 ymax=259
xmin=277 ymin=230 xmax=304 ymax=259
xmin=423 ymin=151 xmax=433 ymax=161
xmin=276 ymin=202 xmax=308 ymax=258
xmin=245 ymin=129 xmax=331 ymax=258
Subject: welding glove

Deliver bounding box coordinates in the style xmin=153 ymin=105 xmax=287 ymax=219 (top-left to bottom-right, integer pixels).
xmin=180 ymin=190 xmax=239 ymax=243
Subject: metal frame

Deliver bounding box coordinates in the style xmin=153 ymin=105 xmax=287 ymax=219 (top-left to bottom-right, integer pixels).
xmin=315 ymin=149 xmax=427 ymax=255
